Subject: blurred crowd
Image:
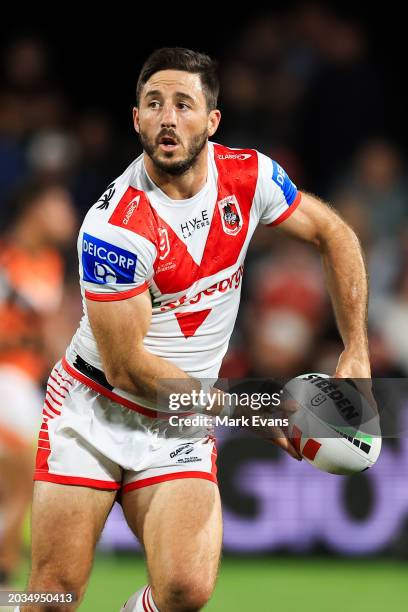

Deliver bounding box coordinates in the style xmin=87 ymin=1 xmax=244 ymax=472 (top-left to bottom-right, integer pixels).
xmin=217 ymin=6 xmax=408 ymax=381
xmin=0 ymin=4 xmax=407 ymax=581
xmin=0 ymin=6 xmax=406 ymax=395
xmin=1 ymin=7 xmax=407 ymax=393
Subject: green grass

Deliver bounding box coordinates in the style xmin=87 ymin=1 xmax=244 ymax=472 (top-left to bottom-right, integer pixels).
xmin=14 ymin=554 xmax=408 ymax=611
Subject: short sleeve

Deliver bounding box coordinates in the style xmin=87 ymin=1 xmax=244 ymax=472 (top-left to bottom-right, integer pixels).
xmin=257 ymin=153 xmax=302 ymax=226
xmin=78 ymin=220 xmax=156 ymax=302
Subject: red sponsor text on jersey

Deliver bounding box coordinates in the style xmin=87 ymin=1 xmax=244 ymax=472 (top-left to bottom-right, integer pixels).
xmin=159 ymin=265 xmax=244 ymax=312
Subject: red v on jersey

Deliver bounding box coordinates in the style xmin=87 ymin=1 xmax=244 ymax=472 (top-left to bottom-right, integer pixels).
xmin=108 ymin=144 xmax=258 ymax=295
xmin=175 ymin=309 xmax=212 ymax=338
xmin=154 ymin=144 xmax=258 ymax=294
xmin=198 ymin=143 xmax=258 ymax=275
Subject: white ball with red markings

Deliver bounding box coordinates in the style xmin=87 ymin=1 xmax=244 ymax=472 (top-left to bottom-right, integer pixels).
xmin=284 ymin=373 xmax=381 ymax=475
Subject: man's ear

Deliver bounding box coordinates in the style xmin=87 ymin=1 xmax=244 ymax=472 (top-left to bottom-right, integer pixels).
xmin=208 ymin=109 xmax=221 ymax=138
xmin=133 ymin=107 xmax=140 ymax=133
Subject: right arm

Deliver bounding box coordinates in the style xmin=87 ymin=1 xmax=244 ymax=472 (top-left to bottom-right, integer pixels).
xmin=86 ymin=289 xmax=203 ymax=404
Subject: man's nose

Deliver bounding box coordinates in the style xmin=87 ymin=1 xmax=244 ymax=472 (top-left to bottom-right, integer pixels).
xmin=160 ymin=103 xmax=177 ymax=127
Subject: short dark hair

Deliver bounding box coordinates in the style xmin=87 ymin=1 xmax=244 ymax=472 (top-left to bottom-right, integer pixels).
xmin=136 ymin=47 xmax=219 ymax=111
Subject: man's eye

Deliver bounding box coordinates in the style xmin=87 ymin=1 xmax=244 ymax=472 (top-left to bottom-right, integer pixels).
xmin=149 ymin=101 xmax=160 ymax=108
xmin=178 ymin=103 xmax=190 ymax=110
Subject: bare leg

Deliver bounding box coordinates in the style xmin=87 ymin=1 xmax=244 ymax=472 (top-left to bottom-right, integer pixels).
xmin=122 ymin=479 xmax=222 ymax=611
xmin=22 ymin=481 xmax=116 ymax=612
xmin=0 ymin=446 xmax=33 ymax=578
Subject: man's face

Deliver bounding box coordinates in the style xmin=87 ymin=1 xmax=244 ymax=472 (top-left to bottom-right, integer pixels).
xmin=134 ymin=70 xmax=220 ymax=176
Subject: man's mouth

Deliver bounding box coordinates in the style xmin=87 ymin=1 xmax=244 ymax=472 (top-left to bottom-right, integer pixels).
xmin=158 ymin=135 xmax=179 ymax=151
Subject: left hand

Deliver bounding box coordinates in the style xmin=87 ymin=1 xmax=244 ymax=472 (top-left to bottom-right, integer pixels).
xmin=233 ymin=400 xmax=302 ymax=461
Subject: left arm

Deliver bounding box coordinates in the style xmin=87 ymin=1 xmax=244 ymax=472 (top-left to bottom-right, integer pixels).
xmin=277 ymin=191 xmax=370 ymax=378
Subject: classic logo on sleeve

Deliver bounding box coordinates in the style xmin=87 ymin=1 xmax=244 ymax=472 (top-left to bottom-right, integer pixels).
xmin=82 ymin=233 xmax=137 ymax=285
xmin=271 ymin=161 xmax=297 ymax=205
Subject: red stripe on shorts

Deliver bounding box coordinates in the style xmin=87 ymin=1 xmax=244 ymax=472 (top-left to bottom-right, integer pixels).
xmin=47 ymin=381 xmax=67 ymax=399
xmin=211 ymin=444 xmax=218 ymax=478
xmin=45 ymin=390 xmax=62 ymax=406
xmin=44 ymin=398 xmax=61 ymax=416
xmin=122 ymin=470 xmax=218 ymax=494
xmin=33 ymin=472 xmax=121 ymax=490
xmin=54 ymin=369 xmax=73 ymax=385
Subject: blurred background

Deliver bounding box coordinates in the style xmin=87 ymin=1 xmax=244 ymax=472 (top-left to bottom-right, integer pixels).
xmin=0 ymin=3 xmax=407 ymax=611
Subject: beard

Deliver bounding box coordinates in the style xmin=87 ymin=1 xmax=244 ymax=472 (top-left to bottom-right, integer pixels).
xmin=139 ymin=126 xmax=208 ymax=176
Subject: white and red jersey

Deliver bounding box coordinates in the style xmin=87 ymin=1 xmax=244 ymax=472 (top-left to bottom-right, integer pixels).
xmin=65 ymin=141 xmax=302 ymax=414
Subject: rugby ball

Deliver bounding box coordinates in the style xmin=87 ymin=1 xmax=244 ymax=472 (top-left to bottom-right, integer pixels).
xmin=284 ymin=373 xmax=381 ymax=475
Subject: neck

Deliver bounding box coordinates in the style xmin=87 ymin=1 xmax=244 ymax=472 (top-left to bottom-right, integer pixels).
xmin=143 ymin=143 xmax=208 ymax=200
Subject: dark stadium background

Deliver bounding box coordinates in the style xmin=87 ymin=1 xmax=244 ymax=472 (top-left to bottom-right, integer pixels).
xmin=1 ymin=4 xmax=408 ymax=611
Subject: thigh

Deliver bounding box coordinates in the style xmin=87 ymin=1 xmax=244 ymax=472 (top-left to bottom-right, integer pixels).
xmin=122 ymin=478 xmax=222 ymax=584
xmin=29 ymin=481 xmax=116 ymax=584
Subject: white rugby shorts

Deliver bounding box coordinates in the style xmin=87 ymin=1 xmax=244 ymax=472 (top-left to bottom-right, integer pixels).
xmin=34 ymin=361 xmax=218 ymax=493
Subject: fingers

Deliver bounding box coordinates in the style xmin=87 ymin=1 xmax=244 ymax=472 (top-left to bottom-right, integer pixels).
xmin=241 ymin=409 xmax=303 ymax=461
xmin=280 ymin=398 xmax=300 ymax=415
xmin=273 ymin=436 xmax=302 ymax=461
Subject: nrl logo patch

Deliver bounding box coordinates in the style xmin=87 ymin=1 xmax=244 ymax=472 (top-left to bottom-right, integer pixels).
xmin=158 ymin=227 xmax=170 ymax=260
xmin=218 ymin=195 xmax=242 ymax=236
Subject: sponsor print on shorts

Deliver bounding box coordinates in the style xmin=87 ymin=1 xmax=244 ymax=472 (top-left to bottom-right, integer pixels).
xmin=82 ymin=233 xmax=137 ymax=285
xmin=170 ymin=442 xmax=195 ymax=459
xmin=169 ymin=442 xmax=202 ymax=464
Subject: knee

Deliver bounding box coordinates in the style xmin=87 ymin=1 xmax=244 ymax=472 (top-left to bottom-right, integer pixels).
xmin=28 ymin=560 xmax=86 ymax=605
xmin=154 ymin=577 xmax=215 ymax=611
